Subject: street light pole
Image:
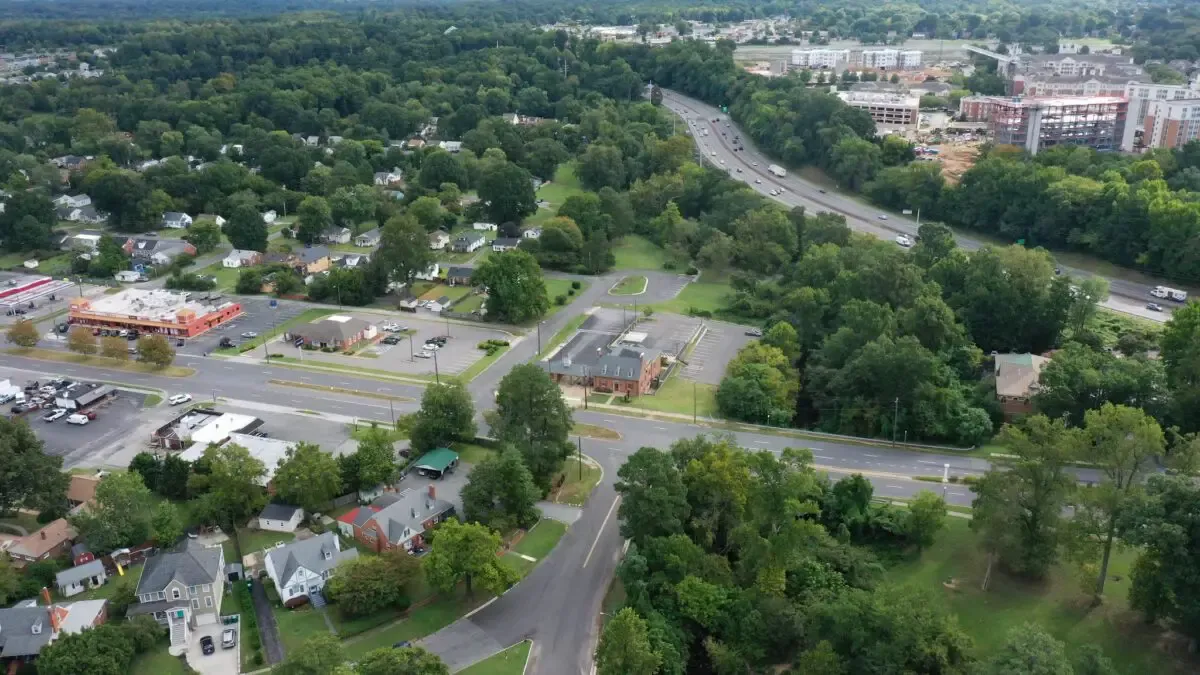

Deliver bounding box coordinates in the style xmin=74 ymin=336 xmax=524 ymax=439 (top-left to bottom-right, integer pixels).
xmin=536 ymin=321 xmax=542 ymax=356
xmin=432 ymin=349 xmax=440 ymax=384
xmin=407 ymin=334 xmax=414 ymax=361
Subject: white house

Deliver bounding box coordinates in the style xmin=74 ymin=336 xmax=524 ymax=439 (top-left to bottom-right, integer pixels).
xmin=55 ymin=560 xmax=107 ymax=598
xmin=161 ymin=212 xmax=192 ymax=229
xmin=472 ymin=222 xmax=497 ymax=232
xmin=491 ymin=237 xmax=522 ymax=253
xmin=115 ymin=270 xmax=142 ymax=282
xmin=354 ymin=228 xmax=381 ymax=247
xmin=522 ymin=228 xmax=542 ymax=239
xmin=321 ymin=226 xmax=352 ymax=245
xmin=197 ymin=214 xmax=226 ymax=227
xmin=429 ymin=231 xmax=450 ymax=250
xmin=262 ymin=210 xmax=278 ymax=224
xmin=452 ymin=232 xmax=485 ymax=253
xmin=53 ymin=194 xmax=91 ymax=209
xmin=373 ymin=170 xmax=402 ymax=186
xmin=223 ymin=249 xmax=262 ymax=268
xmin=415 ymin=262 xmax=441 ymax=281
xmin=439 ymin=140 xmax=463 ymax=153
xmin=258 ymin=503 xmax=304 ymax=533
xmin=264 ymin=532 xmax=357 ymax=608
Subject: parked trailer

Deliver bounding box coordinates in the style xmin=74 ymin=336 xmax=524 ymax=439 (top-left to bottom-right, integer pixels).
xmin=767 ymin=164 xmax=786 ymax=177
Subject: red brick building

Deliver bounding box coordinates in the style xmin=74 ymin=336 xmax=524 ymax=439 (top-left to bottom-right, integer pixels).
xmin=68 ymin=289 xmax=242 ymax=338
xmin=336 ymin=486 xmax=454 ymax=553
xmin=549 ymin=347 xmax=664 ymax=397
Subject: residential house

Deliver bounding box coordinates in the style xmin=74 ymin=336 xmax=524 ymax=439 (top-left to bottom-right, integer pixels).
xmin=63 ymin=230 xmax=103 ymax=251
xmin=66 ymin=475 xmax=100 ymax=510
xmin=994 ymin=353 xmax=1050 ymax=419
xmin=406 ymin=139 xmax=426 ymax=150
xmin=491 ymin=237 xmax=522 ymax=253
xmin=50 ymin=155 xmax=89 ymax=171
xmin=439 ymin=140 xmax=463 ymax=153
xmin=262 ymin=210 xmax=278 ymax=224
xmin=429 ymin=231 xmax=450 ymax=250
xmin=321 ymin=226 xmax=351 ymax=245
xmin=0 ymin=595 xmax=107 ymax=668
xmin=328 ymin=135 xmax=344 ymax=145
xmin=222 ymin=249 xmax=262 ymax=269
xmin=289 ymin=315 xmax=375 ymax=350
xmin=373 ymin=170 xmax=402 ymax=186
xmin=197 ymin=214 xmax=226 ymax=227
xmin=349 ymin=486 xmax=455 ymax=553
xmin=446 ymin=266 xmax=474 ymax=286
xmin=258 ymin=503 xmax=304 ymax=533
xmin=522 ymin=228 xmax=542 ymax=239
xmin=56 ymin=205 xmax=106 ymax=224
xmin=129 ymin=539 xmax=225 ymax=653
xmin=53 ymin=194 xmax=91 ymax=209
xmin=123 ymin=238 xmax=197 ymax=266
xmin=427 ymin=295 xmax=452 ymax=312
xmin=55 ymin=559 xmax=107 ymax=598
xmin=304 ymin=136 xmax=320 ymax=147
xmin=296 ymin=246 xmax=331 ymax=275
xmin=414 ymin=262 xmax=440 ymax=282
xmin=473 ymin=222 xmax=497 ymax=232
xmin=7 ymin=519 xmax=77 ymax=566
xmin=354 ymin=228 xmax=381 ymax=248
xmin=160 ymin=212 xmax=192 ymax=230
xmin=264 ymin=532 xmax=358 ymax=608
xmin=134 ymin=159 xmax=161 ymax=172
xmin=452 ymin=232 xmax=485 ymax=253
xmin=333 ymin=252 xmax=370 ymax=269
xmin=115 ymin=270 xmax=141 ymax=283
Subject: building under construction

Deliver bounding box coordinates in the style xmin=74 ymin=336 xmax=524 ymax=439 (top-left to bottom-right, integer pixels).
xmin=960 ymin=95 xmax=1128 ymax=155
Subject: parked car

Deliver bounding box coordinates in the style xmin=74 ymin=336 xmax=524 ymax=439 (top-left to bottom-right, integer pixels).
xmin=200 ymin=636 xmax=215 ymax=655
xmin=42 ymin=409 xmax=66 ymax=422
xmin=415 ymin=351 xmax=433 ymax=359
xmin=169 ymin=394 xmax=193 ymax=406
xmin=423 ymin=343 xmax=440 ymax=351
xmin=895 ymin=234 xmax=914 ymax=248
xmin=219 ymin=337 xmax=234 ymax=348
xmin=66 ymin=413 xmax=90 ymax=425
xmin=56 ymin=323 xmax=69 ymax=333
xmin=241 ymin=332 xmax=258 ymax=338
xmin=221 ymin=629 xmax=237 ymax=649
xmin=382 ymin=336 xmax=400 ymax=345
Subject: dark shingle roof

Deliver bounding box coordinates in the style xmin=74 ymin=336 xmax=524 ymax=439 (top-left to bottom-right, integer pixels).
xmin=135 ymin=540 xmax=221 ymax=594
xmin=260 ymin=503 xmax=302 ymax=522
xmin=265 ymin=532 xmax=357 ymax=585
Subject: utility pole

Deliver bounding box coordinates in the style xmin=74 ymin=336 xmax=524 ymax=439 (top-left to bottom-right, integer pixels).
xmin=433 ymin=349 xmax=440 ymax=385
xmin=536 ymin=321 xmax=542 ymax=356
xmin=693 ymin=380 xmax=697 ymax=424
xmin=892 ymin=397 xmax=900 ymax=446
xmin=407 ymin=334 xmax=414 ymax=361
xmin=577 ymin=436 xmax=583 ymax=481
xmin=389 ymin=399 xmax=395 ymax=426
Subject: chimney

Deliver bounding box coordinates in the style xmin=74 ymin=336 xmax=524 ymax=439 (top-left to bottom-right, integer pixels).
xmin=40 ymin=531 xmax=46 ymax=540
xmin=427 ymin=485 xmax=436 ymax=500
xmin=40 ymin=587 xmax=50 ymax=606
xmin=48 ymin=606 xmax=61 ymax=633
xmin=410 ymin=508 xmax=417 ymax=519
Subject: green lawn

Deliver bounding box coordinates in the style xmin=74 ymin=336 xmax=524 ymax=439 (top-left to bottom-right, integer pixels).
xmin=500 ymin=552 xmax=536 ymax=577
xmin=887 ymin=518 xmax=1184 ymax=673
xmin=350 ymin=421 xmax=408 ymax=442
xmin=615 ymin=374 xmax=720 ymax=418
xmin=331 ymin=607 xmax=404 ymax=638
xmin=0 ymin=512 xmax=41 ymax=535
xmin=646 ymin=279 xmax=733 ymax=315
xmin=544 ymin=278 xmax=586 ymax=317
xmin=454 ymin=293 xmax=486 ymax=314
xmin=551 ymin=459 xmax=603 ymax=507
xmin=458 ymin=344 xmax=510 ymax=382
xmin=418 ymin=283 xmax=472 ymax=303
xmin=613 ymin=235 xmax=669 ymax=271
xmin=453 ymin=443 xmax=496 ymax=465
xmin=458 ymin=641 xmax=531 ymax=675
xmin=274 ymin=605 xmax=332 ymax=653
xmin=65 ymin=564 xmax=143 ymax=602
xmin=344 ymin=592 xmax=486 ymax=655
xmin=526 ymin=164 xmax=585 ymax=227
xmin=610 ymin=275 xmax=647 ymax=296
xmin=129 ymin=644 xmax=191 ymax=675
xmin=513 ymin=519 xmax=568 ymax=561
xmin=196 ymin=262 xmax=241 ymax=292
xmin=238 ymin=528 xmax=295 ymax=555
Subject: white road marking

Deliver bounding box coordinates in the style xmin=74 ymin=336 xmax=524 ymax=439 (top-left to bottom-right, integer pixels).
xmin=654 ymin=426 xmax=668 ymax=431
xmin=886 ymin=485 xmax=904 ymax=489
xmin=752 ymin=441 xmax=769 ymax=445
xmin=583 ymin=496 xmax=621 ymax=569
xmin=813 ymin=454 xmax=834 ymax=460
xmin=918 ymin=460 xmax=945 ymax=466
xmin=863 ymin=454 xmax=880 ymax=458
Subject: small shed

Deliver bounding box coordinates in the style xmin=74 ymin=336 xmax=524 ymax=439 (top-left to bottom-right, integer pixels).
xmin=55 ymin=559 xmax=107 ymax=598
xmin=413 ymin=448 xmax=460 ymax=479
xmin=258 ymin=503 xmax=304 ymax=533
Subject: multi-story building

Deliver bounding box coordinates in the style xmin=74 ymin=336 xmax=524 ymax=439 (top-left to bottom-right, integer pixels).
xmin=68 ymin=289 xmax=243 ymax=338
xmin=960 ymin=95 xmax=1128 ymax=155
xmin=1123 ymin=83 xmax=1200 ymax=150
xmin=790 ymin=48 xmax=849 ymax=69
xmin=860 ymin=48 xmax=898 ymax=69
xmin=836 ymin=91 xmax=920 ymax=126
xmin=1141 ymin=98 xmax=1200 ymax=149
xmin=899 ymin=50 xmax=923 ymax=69
xmin=129 ymin=540 xmax=225 ymax=654
xmin=264 ymin=532 xmax=358 ymax=608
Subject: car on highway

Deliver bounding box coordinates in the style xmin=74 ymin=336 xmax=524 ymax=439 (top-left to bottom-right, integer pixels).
xmin=818 ymin=189 xmax=827 ymax=194
xmin=710 ymin=151 xmax=716 ymax=156
xmin=895 ymin=235 xmax=914 ymax=248
xmin=752 ymin=162 xmax=758 ymax=167
xmin=42 ymin=409 xmax=67 ymax=423
xmin=240 ymin=332 xmax=258 ymax=338
xmin=745 ymin=328 xmax=763 ymax=337
xmin=169 ymin=393 xmax=193 ymax=406
xmin=200 ymin=636 xmax=215 ymax=655
xmin=1146 ymin=303 xmax=1164 ymax=312
xmin=222 ymin=628 xmax=237 ymax=649
xmin=769 ymin=189 xmax=779 ymax=196
xmin=735 ymin=168 xmax=742 ymax=173
xmin=877 ymin=214 xmax=888 ymax=220
xmin=754 ymin=178 xmax=762 ymax=184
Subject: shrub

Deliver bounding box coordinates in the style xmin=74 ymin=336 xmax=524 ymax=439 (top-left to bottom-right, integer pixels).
xmin=686 ymin=265 xmax=699 ymax=275
xmin=567 ymin=288 xmax=575 ymax=296
xmin=689 ymin=308 xmax=713 ymax=318
xmin=555 ymin=294 xmax=566 ymax=305
xmin=662 ymin=261 xmax=676 ymax=270
xmin=571 ymin=280 xmax=581 ymax=290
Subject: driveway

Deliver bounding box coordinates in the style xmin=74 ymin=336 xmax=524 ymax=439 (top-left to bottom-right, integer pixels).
xmin=185 ymin=622 xmax=238 ymax=675
xmin=249 ymin=578 xmax=284 ymax=664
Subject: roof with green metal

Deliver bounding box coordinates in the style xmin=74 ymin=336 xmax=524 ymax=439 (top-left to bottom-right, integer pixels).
xmin=414 ymin=447 xmax=459 ymax=472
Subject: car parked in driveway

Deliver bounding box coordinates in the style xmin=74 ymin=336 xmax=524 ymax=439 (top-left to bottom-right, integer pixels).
xmin=200 ymin=636 xmax=215 ymax=655
xmin=221 ymin=628 xmax=236 ymax=649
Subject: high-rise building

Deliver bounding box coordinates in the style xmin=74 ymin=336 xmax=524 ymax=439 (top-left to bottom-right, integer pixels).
xmin=1141 ymin=98 xmax=1200 ymax=149
xmin=959 ymin=95 xmax=1128 ymax=155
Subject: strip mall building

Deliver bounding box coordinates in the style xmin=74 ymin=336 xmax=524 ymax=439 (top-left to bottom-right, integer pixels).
xmin=68 ymin=289 xmax=242 ymax=338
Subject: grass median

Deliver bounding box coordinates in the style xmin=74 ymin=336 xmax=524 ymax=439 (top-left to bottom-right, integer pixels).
xmin=267 ymin=378 xmax=415 ymax=402
xmin=609 ymin=275 xmax=648 ymax=295
xmin=6 ymin=348 xmax=195 ymax=377
xmin=457 ymin=641 xmax=531 ymax=675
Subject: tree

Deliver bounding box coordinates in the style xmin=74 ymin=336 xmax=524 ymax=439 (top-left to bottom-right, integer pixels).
xmin=136 ymin=334 xmax=175 ymax=368
xmin=356 ymin=646 xmax=450 ymax=675
xmin=274 ymin=633 xmax=344 ymax=675
xmin=471 ymin=250 xmax=549 ymax=324
xmin=1033 ymin=342 xmax=1167 ymax=426
xmin=1161 ymin=301 xmax=1200 ymax=431
xmin=236 ymin=268 xmax=264 ymax=294
xmin=478 ymin=161 xmax=537 ymax=224
xmin=1121 ymin=474 xmax=1200 ymax=640
xmin=326 ymin=551 xmax=419 ymax=617
xmin=67 ymin=326 xmax=98 ymax=355
xmin=650 ymin=85 xmax=664 ymax=106
xmin=0 ymin=190 xmax=55 ymax=252
xmin=201 ymin=443 xmax=267 ymax=527
xmin=225 ymin=204 xmax=267 ymax=252
xmin=980 ymin=623 xmax=1074 ymax=675
xmin=71 ymin=472 xmax=156 ymax=553
xmin=828 ymin=137 xmax=882 ymax=191
xmin=329 ymin=185 xmax=377 ymax=228
xmin=408 ymin=196 xmax=448 ymax=232
xmin=971 ymin=416 xmax=1076 ymax=579
xmin=0 ymin=417 xmax=68 ymax=516
xmin=490 ymin=364 xmax=573 ymax=491
xmin=462 ymin=447 xmax=541 ymax=531
xmin=184 ymin=220 xmax=222 ymax=254
xmin=35 ymin=621 xmax=155 ymax=675
xmin=296 ymin=196 xmax=332 ymax=245
xmin=150 ymin=500 xmax=183 ymax=546
xmin=419 ymin=150 xmax=468 ymax=190
xmin=273 ymin=442 xmax=343 ymax=512
xmin=906 ymin=490 xmax=947 ymax=550
xmin=1066 ymin=403 xmax=1164 ymax=600
xmin=577 ymin=144 xmax=627 ymax=191
xmin=410 ymin=383 xmax=477 ymax=454
xmin=0 ymin=555 xmax=19 ymax=607
xmin=615 ymin=447 xmax=689 ymax=545
xmin=422 ymin=519 xmax=518 ymax=598
xmin=378 ymin=214 xmax=434 ymax=286
xmin=522 ymin=138 xmax=568 ymax=181
xmin=1067 ymin=277 xmax=1109 ymax=338
xmin=595 ymin=607 xmax=662 ymax=675
xmin=5 ymin=319 xmax=37 ymax=348
xmin=101 ymin=336 xmax=129 ymax=361
xmin=350 ymin=426 xmax=399 ymax=491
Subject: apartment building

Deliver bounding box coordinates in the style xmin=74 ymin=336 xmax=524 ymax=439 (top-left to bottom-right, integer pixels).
xmin=1141 ymin=98 xmax=1200 ymax=149
xmin=835 ymin=91 xmax=920 ymax=126
xmin=790 ymin=48 xmax=849 ymax=69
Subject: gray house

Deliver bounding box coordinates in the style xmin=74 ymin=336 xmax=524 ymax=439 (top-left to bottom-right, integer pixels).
xmin=55 ymin=559 xmax=107 ymax=598
xmin=264 ymin=531 xmax=358 ymax=608
xmin=129 ymin=540 xmax=225 ymax=655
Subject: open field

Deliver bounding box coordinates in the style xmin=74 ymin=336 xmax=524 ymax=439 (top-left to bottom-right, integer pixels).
xmin=526 ymin=164 xmax=585 ymax=227
xmin=644 ymin=278 xmax=732 ymax=316
xmin=613 ymin=235 xmax=668 ymax=271
xmin=888 ymin=518 xmax=1192 ymax=673
xmin=610 ymin=374 xmax=720 ymax=418
xmin=197 ymin=262 xmax=241 ymax=292
xmin=6 ymin=348 xmax=195 ymax=377
xmin=513 ymin=519 xmax=568 ymax=561
xmin=551 ymin=458 xmax=603 ymax=507
xmin=458 ymin=641 xmax=531 ymax=675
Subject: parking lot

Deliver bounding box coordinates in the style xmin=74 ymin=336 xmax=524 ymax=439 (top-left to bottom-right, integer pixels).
xmin=270 ymin=311 xmax=511 ymax=377
xmin=181 ymin=296 xmax=309 ymax=355
xmin=678 ymin=320 xmax=758 ymax=384
xmin=603 ymin=271 xmax=693 ymax=304
xmin=3 ymin=377 xmax=148 ymax=463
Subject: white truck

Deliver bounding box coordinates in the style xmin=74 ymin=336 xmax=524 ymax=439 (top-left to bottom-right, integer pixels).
xmin=1150 ymin=286 xmax=1188 ymax=302
xmin=767 ymin=164 xmax=786 ymax=178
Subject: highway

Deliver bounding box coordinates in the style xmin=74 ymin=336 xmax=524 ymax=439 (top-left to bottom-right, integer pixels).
xmin=661 ymin=89 xmax=1176 ymax=323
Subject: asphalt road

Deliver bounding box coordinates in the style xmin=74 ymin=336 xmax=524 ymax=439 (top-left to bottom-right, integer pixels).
xmin=660 ymin=89 xmax=1177 ymax=323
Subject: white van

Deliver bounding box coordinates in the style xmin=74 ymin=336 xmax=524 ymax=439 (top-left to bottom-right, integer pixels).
xmin=66 ymin=413 xmax=90 ymax=425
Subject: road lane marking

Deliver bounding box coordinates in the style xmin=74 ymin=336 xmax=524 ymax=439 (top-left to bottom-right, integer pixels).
xmin=752 ymin=441 xmax=768 ymax=445
xmin=918 ymin=460 xmax=946 ymax=466
xmin=654 ymin=426 xmax=668 ymax=431
xmin=583 ymin=496 xmax=621 ymax=569
xmin=863 ymin=454 xmax=879 ymax=458
xmin=886 ymin=485 xmax=904 ymax=489
xmin=813 ymin=455 xmax=834 ymax=460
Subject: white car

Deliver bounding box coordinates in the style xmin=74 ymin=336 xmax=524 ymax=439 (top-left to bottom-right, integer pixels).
xmin=240 ymin=332 xmax=258 ymax=338
xmin=719 ymin=159 xmax=726 ymax=164
xmin=710 ymin=151 xmax=717 ymax=156
xmin=423 ymin=343 xmax=441 ymax=351
xmin=67 ymin=413 xmax=90 ymax=425
xmin=877 ymin=214 xmax=889 ymax=220
xmin=221 ymin=628 xmax=237 ymax=649
xmin=415 ymin=351 xmax=433 ymax=359
xmin=42 ymin=409 xmax=67 ymax=422
xmin=895 ymin=235 xmax=914 ymax=248
xmin=169 ymin=394 xmax=193 ymax=406
xmin=755 ymin=179 xmax=762 ymax=184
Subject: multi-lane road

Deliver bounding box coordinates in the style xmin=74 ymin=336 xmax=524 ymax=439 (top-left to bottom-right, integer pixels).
xmin=661 ymin=89 xmax=1178 ymax=323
